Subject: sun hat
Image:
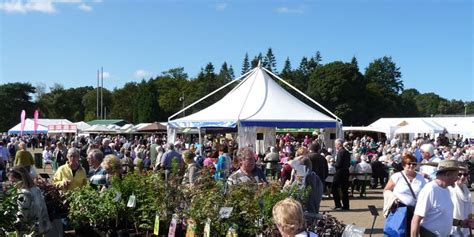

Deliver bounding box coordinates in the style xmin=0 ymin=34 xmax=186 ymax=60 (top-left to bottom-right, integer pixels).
xmin=436 ymin=160 xmax=461 ymax=173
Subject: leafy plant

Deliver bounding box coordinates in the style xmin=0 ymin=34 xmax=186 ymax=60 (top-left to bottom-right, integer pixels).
xmin=0 ymin=186 xmax=18 ymax=235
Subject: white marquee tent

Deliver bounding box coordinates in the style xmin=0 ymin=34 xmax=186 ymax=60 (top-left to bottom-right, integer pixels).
xmin=8 ymin=118 xmax=73 ymax=135
xmin=366 ymin=117 xmax=474 ymax=139
xmin=167 ymin=65 xmax=342 ymax=151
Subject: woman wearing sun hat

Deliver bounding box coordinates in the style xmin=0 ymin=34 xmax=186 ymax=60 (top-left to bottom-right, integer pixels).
xmin=411 ymin=160 xmax=474 ymax=237
xmin=449 ymin=166 xmax=472 ymax=236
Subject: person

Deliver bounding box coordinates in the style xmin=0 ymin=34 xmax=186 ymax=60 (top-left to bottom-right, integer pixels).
xmin=0 ymin=141 xmax=10 ymax=168
xmin=87 ymin=149 xmax=107 ymax=189
xmin=285 ymin=148 xmax=324 ymax=214
xmin=383 ymin=154 xmax=426 ymax=235
xmin=272 ymin=197 xmax=318 ymax=237
xmin=53 ymin=147 xmax=88 ymax=191
xmin=101 ymin=154 xmax=122 ymax=185
xmin=215 ymin=145 xmax=231 ymax=181
xmin=449 ymin=166 xmax=472 ymax=236
xmin=264 ymin=146 xmax=280 ymax=179
xmin=354 ymin=154 xmax=372 ymax=197
xmin=8 ymin=166 xmax=51 ymax=235
xmin=227 ymin=147 xmax=267 ymax=186
xmin=42 ymin=145 xmax=53 ymax=166
xmin=308 ymin=143 xmax=328 ymax=190
xmin=280 ymin=152 xmax=295 ymax=187
xmin=419 ymin=143 xmax=440 ymax=182
xmin=53 ymin=142 xmax=68 ymax=170
xmin=100 ymin=138 xmax=114 ymax=156
xmin=371 ymin=155 xmax=388 ymax=189
xmin=160 ymin=143 xmax=183 ymax=171
xmin=332 ymin=138 xmax=351 ymax=211
xmin=121 ymin=150 xmax=134 ymax=174
xmin=410 ymin=160 xmax=474 ymax=236
xmin=14 ymin=142 xmax=34 ymax=169
xmin=182 ymin=150 xmax=201 ymax=186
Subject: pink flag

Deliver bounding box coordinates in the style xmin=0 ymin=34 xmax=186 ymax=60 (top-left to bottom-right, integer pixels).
xmin=20 ymin=110 xmax=26 ymax=136
xmin=34 ymin=110 xmax=39 ymax=135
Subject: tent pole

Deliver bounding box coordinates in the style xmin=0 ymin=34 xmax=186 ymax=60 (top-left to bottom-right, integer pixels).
xmin=261 ymin=67 xmax=342 ymax=123
xmin=168 ymin=68 xmax=257 ymax=122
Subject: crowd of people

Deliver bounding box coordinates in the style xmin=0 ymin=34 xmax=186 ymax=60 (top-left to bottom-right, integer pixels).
xmin=0 ymin=132 xmax=473 ymax=236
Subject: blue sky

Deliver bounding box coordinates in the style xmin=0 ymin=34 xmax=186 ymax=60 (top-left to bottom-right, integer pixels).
xmin=1 ymin=0 xmax=473 ymax=101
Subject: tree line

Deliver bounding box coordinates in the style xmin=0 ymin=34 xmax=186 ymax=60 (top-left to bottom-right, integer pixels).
xmin=1 ymin=48 xmax=472 ymax=132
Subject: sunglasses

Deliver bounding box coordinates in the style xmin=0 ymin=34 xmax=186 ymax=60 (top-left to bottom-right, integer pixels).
xmin=407 ymin=163 xmax=417 ymax=167
xmin=458 ymin=173 xmax=468 ymax=177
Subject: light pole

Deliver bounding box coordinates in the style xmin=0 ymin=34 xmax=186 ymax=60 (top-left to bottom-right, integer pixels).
xmin=179 ymin=92 xmax=185 ymax=117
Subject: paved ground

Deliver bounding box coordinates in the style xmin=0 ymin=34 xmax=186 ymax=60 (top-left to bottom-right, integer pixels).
xmin=319 ymin=189 xmax=385 ymax=236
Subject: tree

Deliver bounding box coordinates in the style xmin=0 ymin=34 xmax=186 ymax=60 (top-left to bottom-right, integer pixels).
xmin=365 ymin=56 xmax=403 ymax=95
xmin=241 ymin=53 xmax=250 ymax=75
xmin=109 ymin=82 xmax=139 ymax=122
xmin=281 ymin=57 xmax=292 ymax=77
xmin=80 ymin=87 xmax=112 ymax=121
xmin=154 ymin=68 xmax=189 ymax=120
xmin=350 ymin=56 xmax=359 ymax=70
xmin=263 ymin=48 xmax=277 ymax=73
xmin=413 ymin=93 xmax=444 ymax=117
xmin=307 ymin=61 xmax=368 ymax=125
xmin=0 ymin=83 xmax=36 ymax=132
xmin=218 ymin=62 xmax=233 ymax=83
xmin=251 ymin=53 xmax=263 ymax=68
xmin=307 ymin=51 xmax=322 ymax=73
xmin=134 ymin=80 xmax=160 ymax=123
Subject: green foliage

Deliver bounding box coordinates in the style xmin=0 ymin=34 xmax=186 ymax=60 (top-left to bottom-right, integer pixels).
xmin=365 ymin=56 xmax=403 ymax=95
xmin=133 ymin=80 xmax=161 ymax=123
xmin=0 ymin=83 xmax=36 ymax=132
xmin=109 ymin=82 xmax=139 ymax=122
xmin=263 ymin=48 xmax=277 ymax=73
xmin=38 ymin=85 xmax=94 ymax=121
xmin=67 ymin=185 xmax=118 ymax=229
xmin=307 ymin=61 xmax=368 ymax=125
xmin=241 ymin=53 xmax=251 ymax=75
xmin=0 ymin=186 xmax=18 ymax=235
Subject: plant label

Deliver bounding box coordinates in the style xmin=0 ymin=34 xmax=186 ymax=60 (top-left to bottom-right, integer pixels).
xmin=168 ymin=214 xmax=178 ymax=237
xmin=127 ymin=194 xmax=136 ymax=208
xmin=219 ymin=207 xmax=233 ymax=218
xmin=154 ymin=214 xmax=160 ymax=235
xmin=204 ymin=218 xmax=211 ymax=237
xmin=113 ymin=191 xmax=122 ymax=202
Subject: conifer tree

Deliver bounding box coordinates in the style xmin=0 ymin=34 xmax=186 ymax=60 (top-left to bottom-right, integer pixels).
xmin=263 ymin=48 xmax=277 ymax=73
xmin=241 ymin=53 xmax=250 ymax=75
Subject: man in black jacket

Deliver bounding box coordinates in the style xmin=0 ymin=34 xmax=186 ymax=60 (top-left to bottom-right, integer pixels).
xmin=332 ymin=138 xmax=351 ymax=210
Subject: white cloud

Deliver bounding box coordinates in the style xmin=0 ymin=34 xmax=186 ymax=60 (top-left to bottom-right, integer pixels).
xmin=78 ymin=3 xmax=91 ymax=12
xmin=102 ymin=71 xmax=111 ymax=79
xmin=0 ymin=0 xmax=102 ymax=14
xmin=275 ymin=6 xmax=304 ymax=14
xmin=135 ymin=69 xmax=150 ymax=79
xmin=0 ymin=0 xmax=56 ymax=13
xmin=215 ymin=3 xmax=227 ymax=11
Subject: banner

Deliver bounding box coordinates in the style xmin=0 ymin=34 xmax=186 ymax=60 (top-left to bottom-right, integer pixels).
xmin=20 ymin=110 xmax=26 ymax=136
xmin=34 ymin=110 xmax=39 ymax=135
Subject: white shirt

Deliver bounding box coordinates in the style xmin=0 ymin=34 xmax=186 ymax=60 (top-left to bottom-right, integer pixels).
xmin=449 ymin=183 xmax=472 ymax=236
xmin=391 ymin=171 xmax=426 ymax=206
xmin=414 ymin=180 xmax=454 ymax=237
xmin=354 ymin=161 xmax=372 ymax=180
